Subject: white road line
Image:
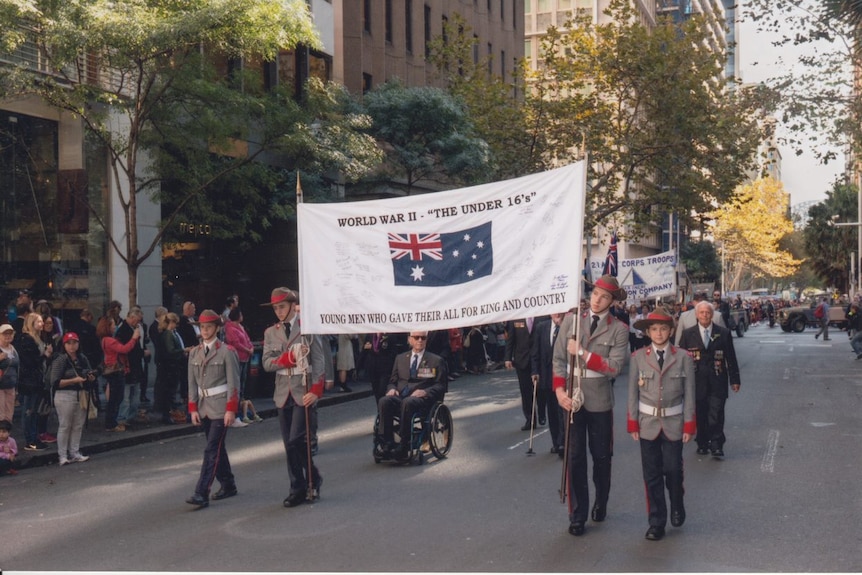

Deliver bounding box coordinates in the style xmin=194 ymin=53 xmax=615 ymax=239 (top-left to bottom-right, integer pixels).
xmin=507 ymin=428 xmax=548 ymax=450
xmin=761 ymin=429 xmax=779 ymax=473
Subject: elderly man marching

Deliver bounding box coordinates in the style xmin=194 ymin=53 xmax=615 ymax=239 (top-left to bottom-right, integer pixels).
xmin=262 ymin=287 xmax=327 ymax=508
xmin=553 ymin=275 xmax=629 ymax=537
xmin=185 ymin=310 xmax=241 ymax=509
xmin=627 ymin=307 xmax=695 ymax=541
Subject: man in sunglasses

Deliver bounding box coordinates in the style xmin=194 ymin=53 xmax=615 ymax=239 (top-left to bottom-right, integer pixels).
xmin=376 ymin=331 xmax=448 ymax=462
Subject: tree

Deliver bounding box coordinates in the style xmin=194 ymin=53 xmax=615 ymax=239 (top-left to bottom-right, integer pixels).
xmin=680 ymin=240 xmax=721 ymax=284
xmin=0 ymin=0 xmax=379 ymax=305
xmin=361 ymin=80 xmax=490 ymax=194
xmin=803 ymin=180 xmax=858 ymax=291
xmin=711 ymin=178 xmax=802 ymax=292
xmin=743 ymin=0 xmax=856 ymax=163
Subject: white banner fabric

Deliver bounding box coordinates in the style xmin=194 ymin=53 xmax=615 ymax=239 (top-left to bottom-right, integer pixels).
xmin=618 ymin=249 xmax=677 ymax=301
xmin=297 ymin=162 xmax=586 ymax=334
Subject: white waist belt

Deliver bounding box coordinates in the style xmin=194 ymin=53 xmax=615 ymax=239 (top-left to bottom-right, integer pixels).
xmin=276 ymin=368 xmax=298 ymax=376
xmin=199 ymin=384 xmax=228 ymax=398
xmin=639 ymin=401 xmax=683 ymax=417
xmin=579 ymin=369 xmax=605 ymax=379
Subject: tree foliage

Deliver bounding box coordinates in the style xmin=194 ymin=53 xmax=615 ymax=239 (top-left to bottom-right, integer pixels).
xmin=428 ymin=2 xmax=765 ymax=236
xmin=0 ymin=0 xmax=381 ymax=304
xmin=680 ymin=240 xmax=721 ymax=283
xmin=361 ymin=80 xmax=490 ymax=194
xmin=802 ymin=180 xmax=858 ymax=291
xmin=742 ymin=0 xmax=856 ymax=162
xmin=711 ymin=177 xmax=802 ymax=291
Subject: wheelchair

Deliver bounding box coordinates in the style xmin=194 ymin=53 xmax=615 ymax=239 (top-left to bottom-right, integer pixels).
xmin=373 ymin=401 xmax=453 ymax=465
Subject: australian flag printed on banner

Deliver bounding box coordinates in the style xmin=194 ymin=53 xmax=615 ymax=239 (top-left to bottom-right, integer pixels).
xmin=389 ymin=222 xmax=493 ymax=287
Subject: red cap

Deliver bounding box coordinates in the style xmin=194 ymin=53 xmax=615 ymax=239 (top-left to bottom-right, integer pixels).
xmin=62 ymin=332 xmax=80 ymax=343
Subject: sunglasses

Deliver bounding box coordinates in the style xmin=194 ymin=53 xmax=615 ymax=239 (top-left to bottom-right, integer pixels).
xmin=410 ymin=335 xmax=427 ymax=340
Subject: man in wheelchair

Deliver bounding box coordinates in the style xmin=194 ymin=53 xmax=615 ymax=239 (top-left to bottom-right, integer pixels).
xmin=376 ymin=331 xmax=448 ymax=463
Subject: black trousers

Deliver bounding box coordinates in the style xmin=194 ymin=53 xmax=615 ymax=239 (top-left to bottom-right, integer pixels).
xmin=278 ymin=397 xmax=320 ymax=496
xmin=639 ymin=434 xmax=684 ymax=527
xmin=546 ymin=393 xmax=564 ymax=450
xmin=194 ymin=417 xmax=234 ymax=497
xmin=565 ymin=408 xmax=613 ymax=523
xmin=378 ymin=394 xmax=435 ymax=447
xmin=695 ymin=395 xmax=727 ymax=450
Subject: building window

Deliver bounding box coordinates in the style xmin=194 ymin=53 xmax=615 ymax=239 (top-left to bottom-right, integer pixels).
xmin=406 ymin=0 xmax=413 ymax=53
xmin=442 ymin=15 xmax=448 ymax=46
xmin=524 ymin=39 xmax=531 ymax=63
xmin=473 ymin=34 xmax=480 ymax=65
xmin=385 ymin=0 xmax=393 ymax=43
xmin=364 ymin=0 xmax=372 ymax=33
xmin=501 ymin=0 xmax=505 ymax=20
xmin=425 ymin=4 xmax=432 ymax=57
xmin=525 ymin=0 xmax=532 ymax=13
xmin=362 ymin=73 xmax=373 ymax=94
xmin=538 ymin=0 xmax=550 ymax=12
xmin=488 ymin=42 xmax=493 ymax=75
xmin=500 ymin=50 xmax=506 ymax=79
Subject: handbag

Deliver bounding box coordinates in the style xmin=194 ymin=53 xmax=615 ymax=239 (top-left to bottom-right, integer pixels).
xmin=79 ymin=390 xmax=98 ymax=420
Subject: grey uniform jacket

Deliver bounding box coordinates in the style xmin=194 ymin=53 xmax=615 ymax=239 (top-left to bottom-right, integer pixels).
xmin=626 ymin=345 xmax=696 ymax=441
xmin=262 ymin=322 xmax=326 ymax=408
xmin=552 ymin=311 xmax=629 ymax=412
xmin=187 ymin=340 xmax=240 ymax=420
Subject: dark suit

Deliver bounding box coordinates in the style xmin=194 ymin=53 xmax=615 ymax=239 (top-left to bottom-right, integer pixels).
xmin=531 ymin=318 xmax=563 ymax=451
xmin=506 ymin=318 xmax=538 ymax=425
xmin=176 ymin=316 xmax=198 ymax=402
xmin=363 ymin=333 xmax=396 ymax=401
xmin=377 ymin=351 xmax=447 ymax=449
xmin=678 ymin=322 xmax=741 ymax=451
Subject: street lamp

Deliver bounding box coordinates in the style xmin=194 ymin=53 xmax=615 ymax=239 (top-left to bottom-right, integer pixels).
xmin=829 ymin=215 xmax=861 ymax=297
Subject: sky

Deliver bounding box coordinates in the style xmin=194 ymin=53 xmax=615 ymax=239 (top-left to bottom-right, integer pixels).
xmin=737 ymin=2 xmax=847 ymax=207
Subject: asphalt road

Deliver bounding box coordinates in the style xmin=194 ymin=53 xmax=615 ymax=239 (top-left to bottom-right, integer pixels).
xmin=2 ymin=322 xmax=861 ymax=572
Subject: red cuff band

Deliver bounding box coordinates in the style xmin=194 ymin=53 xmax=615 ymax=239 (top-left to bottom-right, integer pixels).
xmin=275 ymin=351 xmax=296 ymax=368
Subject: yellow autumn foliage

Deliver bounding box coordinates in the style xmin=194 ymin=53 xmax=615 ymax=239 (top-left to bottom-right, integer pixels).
xmin=711 ymin=177 xmax=802 ymax=281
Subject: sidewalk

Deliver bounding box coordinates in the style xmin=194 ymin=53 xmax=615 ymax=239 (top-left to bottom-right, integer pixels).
xmin=14 ymin=382 xmax=374 ymax=470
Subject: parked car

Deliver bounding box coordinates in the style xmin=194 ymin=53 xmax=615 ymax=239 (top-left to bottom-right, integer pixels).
xmin=778 ymin=302 xmax=847 ymax=333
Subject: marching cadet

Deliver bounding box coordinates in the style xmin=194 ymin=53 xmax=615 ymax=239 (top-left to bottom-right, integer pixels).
xmin=627 ymin=307 xmax=695 ymax=541
xmin=553 ymin=275 xmax=630 ymax=537
xmin=261 ymin=287 xmax=328 ymax=508
xmin=185 ymin=310 xmax=241 ymax=509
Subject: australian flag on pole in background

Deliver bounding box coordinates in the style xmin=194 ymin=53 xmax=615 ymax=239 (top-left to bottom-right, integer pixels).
xmin=389 ymin=222 xmax=493 ymax=286
xmin=602 ymin=231 xmax=618 ymax=277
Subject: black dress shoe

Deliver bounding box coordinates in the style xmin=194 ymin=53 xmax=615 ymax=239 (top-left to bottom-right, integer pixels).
xmin=568 ymin=521 xmax=585 ymax=536
xmin=591 ymin=504 xmax=607 ymax=522
xmin=644 ymin=525 xmax=665 ymax=540
xmin=711 ymin=448 xmax=725 ymax=458
xmin=550 ymin=446 xmax=559 ymax=454
xmin=283 ymin=493 xmax=306 ymax=507
xmin=212 ymin=485 xmax=238 ymax=501
xmin=309 ymin=475 xmax=323 ymax=500
xmin=671 ymin=509 xmax=686 ymax=527
xmin=538 ymin=417 xmax=546 ymax=426
xmin=393 ymin=446 xmax=411 ymax=463
xmin=696 ymin=447 xmax=709 ymax=455
xmin=521 ymin=422 xmax=531 ymax=431
xmin=185 ymin=494 xmax=209 ymax=508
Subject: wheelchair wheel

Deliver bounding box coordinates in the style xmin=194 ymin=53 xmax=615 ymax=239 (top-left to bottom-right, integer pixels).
xmin=429 ymin=403 xmax=453 ymax=459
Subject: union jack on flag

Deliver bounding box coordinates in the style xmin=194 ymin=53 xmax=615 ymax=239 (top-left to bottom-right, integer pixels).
xmin=602 ymin=231 xmax=618 ymax=277
xmin=388 ymin=233 xmax=444 ymax=261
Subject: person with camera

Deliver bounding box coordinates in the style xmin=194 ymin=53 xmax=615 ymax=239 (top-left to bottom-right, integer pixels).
xmin=48 ymin=332 xmax=97 ymax=465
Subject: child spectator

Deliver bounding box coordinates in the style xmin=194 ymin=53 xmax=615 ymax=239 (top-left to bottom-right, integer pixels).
xmin=0 ymin=419 xmax=18 ymax=475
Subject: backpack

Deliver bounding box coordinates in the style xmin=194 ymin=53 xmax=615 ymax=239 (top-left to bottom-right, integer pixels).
xmin=814 ymin=303 xmax=824 ymax=319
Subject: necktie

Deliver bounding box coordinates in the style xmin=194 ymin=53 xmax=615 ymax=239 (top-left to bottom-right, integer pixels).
xmin=410 ymin=354 xmax=419 ymax=378
xmin=284 ymin=322 xmax=291 ymax=339
xmin=703 ymin=328 xmax=709 ymax=347
xmin=204 ymin=345 xmax=210 ymax=357
xmin=527 ymin=317 xmax=533 ymax=333
xmin=590 ymin=314 xmax=600 ymax=335
xmin=552 ymin=324 xmax=559 ymax=345
xmin=657 ymin=349 xmax=664 ymax=369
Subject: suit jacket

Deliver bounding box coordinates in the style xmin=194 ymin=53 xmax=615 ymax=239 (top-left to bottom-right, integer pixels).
xmin=626 ymin=345 xmax=696 ymax=441
xmin=388 ymin=350 xmax=447 ymax=402
xmin=552 ymin=311 xmax=629 ymax=412
xmin=678 ymin=322 xmax=741 ymax=399
xmin=530 ymin=318 xmax=559 ymax=391
xmin=177 ymin=316 xmax=199 ymax=350
xmin=262 ymin=321 xmax=326 ymax=408
xmin=187 ymin=340 xmax=240 ymax=419
xmin=505 ymin=319 xmax=534 ymax=370
xmin=674 ymin=307 xmax=725 ymax=346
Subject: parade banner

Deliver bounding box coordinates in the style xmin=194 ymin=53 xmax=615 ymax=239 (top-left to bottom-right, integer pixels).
xmin=297 ymin=162 xmax=586 ymax=334
xmin=618 ymin=249 xmax=677 ymax=302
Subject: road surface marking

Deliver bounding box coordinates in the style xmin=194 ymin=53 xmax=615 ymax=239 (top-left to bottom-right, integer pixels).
xmin=508 ymin=429 xmax=548 ymax=450
xmin=761 ymin=429 xmax=779 ymax=473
